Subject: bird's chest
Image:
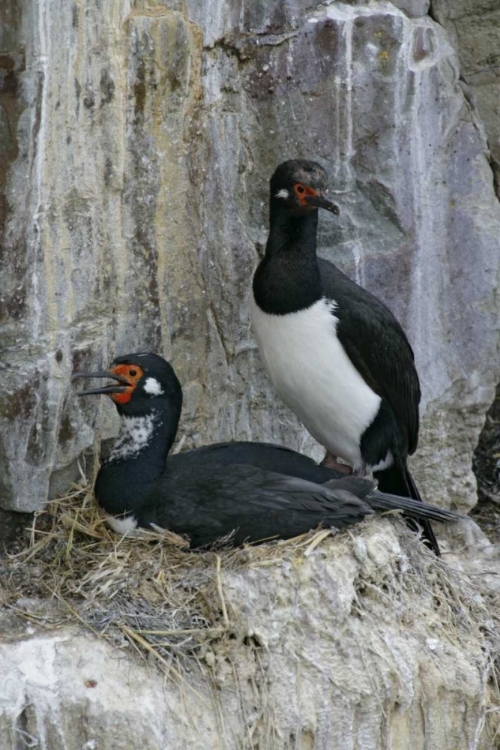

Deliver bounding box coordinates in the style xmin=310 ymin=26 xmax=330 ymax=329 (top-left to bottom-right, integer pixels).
xmin=250 ymin=296 xmax=381 ymax=465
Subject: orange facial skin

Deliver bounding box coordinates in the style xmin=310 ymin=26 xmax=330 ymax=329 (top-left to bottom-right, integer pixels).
xmin=294 ymin=182 xmax=319 ymax=207
xmin=110 ymin=364 xmax=144 ymax=404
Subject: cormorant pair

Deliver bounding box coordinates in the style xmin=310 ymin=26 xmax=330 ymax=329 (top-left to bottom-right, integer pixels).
xmin=74 ymin=161 xmax=461 ymax=551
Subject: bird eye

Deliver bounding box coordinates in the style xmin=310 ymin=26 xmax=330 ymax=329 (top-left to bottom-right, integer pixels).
xmin=129 ymin=369 xmax=137 ymax=377
xmin=296 ymin=184 xmax=305 ymax=194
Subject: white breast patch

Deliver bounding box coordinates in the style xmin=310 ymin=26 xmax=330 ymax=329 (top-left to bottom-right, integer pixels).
xmin=250 ymin=296 xmax=381 ymax=470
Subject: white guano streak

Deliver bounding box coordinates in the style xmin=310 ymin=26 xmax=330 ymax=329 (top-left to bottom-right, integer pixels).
xmin=31 ymin=0 xmax=51 ymax=340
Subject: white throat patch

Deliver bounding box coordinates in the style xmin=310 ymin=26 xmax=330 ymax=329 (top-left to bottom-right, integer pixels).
xmin=144 ymin=377 xmax=164 ymax=396
xmin=108 ymin=414 xmax=157 ymax=462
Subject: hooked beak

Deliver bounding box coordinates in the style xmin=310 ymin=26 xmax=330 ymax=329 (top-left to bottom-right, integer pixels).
xmin=305 ymin=194 xmax=340 ymax=215
xmin=72 ymin=370 xmax=130 ymax=397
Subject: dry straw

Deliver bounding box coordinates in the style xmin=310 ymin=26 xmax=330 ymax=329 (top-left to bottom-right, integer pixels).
xmin=4 ymin=475 xmax=342 ymax=672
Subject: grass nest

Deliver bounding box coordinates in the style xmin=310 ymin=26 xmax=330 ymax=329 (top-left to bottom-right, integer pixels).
xmin=1 ymin=469 xmax=500 ymax=742
xmin=0 ymin=471 xmax=348 ymax=677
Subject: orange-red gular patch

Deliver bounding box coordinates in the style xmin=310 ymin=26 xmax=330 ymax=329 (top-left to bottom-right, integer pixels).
xmin=294 ymin=182 xmax=319 ymax=208
xmin=109 ymin=364 xmax=144 ymax=405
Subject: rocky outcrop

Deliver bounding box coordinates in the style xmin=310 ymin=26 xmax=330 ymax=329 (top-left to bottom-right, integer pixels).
xmin=432 ymin=0 xmax=500 ymax=170
xmin=0 ymin=521 xmax=497 ymax=750
xmin=0 ymin=1 xmax=499 ymax=515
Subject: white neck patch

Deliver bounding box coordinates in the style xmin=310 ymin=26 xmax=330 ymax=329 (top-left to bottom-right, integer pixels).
xmin=275 ymin=189 xmax=289 ymax=199
xmin=108 ymin=414 xmax=157 ymax=462
xmin=143 ymin=377 xmax=164 ymax=396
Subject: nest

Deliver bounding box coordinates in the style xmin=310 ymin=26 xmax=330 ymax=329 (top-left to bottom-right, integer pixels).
xmin=1 ymin=473 xmax=345 ymax=679
xmin=1 ymin=470 xmax=500 ymax=742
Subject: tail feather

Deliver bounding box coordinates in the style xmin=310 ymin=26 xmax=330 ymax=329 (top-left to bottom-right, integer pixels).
xmin=367 ymin=490 xmax=463 ymax=523
xmin=374 ymin=461 xmax=442 ymax=556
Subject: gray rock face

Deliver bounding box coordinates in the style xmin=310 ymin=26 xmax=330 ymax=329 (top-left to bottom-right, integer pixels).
xmin=431 ymin=0 xmax=500 ymax=179
xmin=392 ymin=0 xmax=431 ymax=17
xmin=0 ymin=1 xmax=499 ymax=511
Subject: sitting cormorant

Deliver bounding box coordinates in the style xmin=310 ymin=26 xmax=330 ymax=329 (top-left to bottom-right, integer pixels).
xmin=72 ymin=352 xmax=460 ymax=549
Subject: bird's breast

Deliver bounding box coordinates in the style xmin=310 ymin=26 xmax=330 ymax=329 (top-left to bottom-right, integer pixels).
xmin=250 ymin=296 xmax=381 ymax=468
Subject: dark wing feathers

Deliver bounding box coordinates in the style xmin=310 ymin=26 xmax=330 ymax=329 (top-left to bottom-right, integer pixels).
xmin=248 ymin=474 xmax=374 ymax=516
xmin=167 ymin=440 xmax=333 ymax=483
xmin=140 ymin=465 xmax=374 ymax=547
xmin=318 ymin=258 xmax=420 ymax=454
xmin=136 ymin=465 xmax=461 ymax=548
xmin=323 ymin=476 xmax=377 ymax=498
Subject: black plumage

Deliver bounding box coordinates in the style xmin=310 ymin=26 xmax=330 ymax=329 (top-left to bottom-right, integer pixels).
xmin=73 ymin=353 xmax=461 ymax=549
xmin=251 ymin=159 xmax=439 ymax=554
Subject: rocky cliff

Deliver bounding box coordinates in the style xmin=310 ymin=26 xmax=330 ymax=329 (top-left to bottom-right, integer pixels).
xmin=1 ymin=2 xmax=500 ymax=748
xmin=0 ymin=0 xmax=499 ymax=513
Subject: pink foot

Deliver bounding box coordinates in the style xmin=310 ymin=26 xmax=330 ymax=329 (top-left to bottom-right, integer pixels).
xmin=320 ymin=451 xmax=353 ymax=475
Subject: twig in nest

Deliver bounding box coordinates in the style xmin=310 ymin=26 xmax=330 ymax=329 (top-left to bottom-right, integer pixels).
xmin=216 ymin=555 xmax=230 ymax=628
xmin=119 ymin=624 xmax=210 ymax=706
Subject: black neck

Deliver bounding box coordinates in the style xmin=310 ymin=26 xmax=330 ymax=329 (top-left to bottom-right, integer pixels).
xmin=95 ymin=402 xmax=180 ymax=517
xmin=253 ymin=206 xmax=322 ymax=315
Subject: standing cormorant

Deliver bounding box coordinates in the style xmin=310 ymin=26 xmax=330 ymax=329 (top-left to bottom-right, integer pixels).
xmin=250 ymin=159 xmax=439 ymax=554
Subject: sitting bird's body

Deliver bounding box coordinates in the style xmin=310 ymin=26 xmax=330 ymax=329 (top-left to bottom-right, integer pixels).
xmin=251 ymin=160 xmax=439 ymax=553
xmin=73 ymin=353 xmax=460 ymax=549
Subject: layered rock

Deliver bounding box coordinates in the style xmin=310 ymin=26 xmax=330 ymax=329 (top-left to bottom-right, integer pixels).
xmin=0 ymin=0 xmax=499 ymax=514
xmin=432 ymin=0 xmax=500 ymax=169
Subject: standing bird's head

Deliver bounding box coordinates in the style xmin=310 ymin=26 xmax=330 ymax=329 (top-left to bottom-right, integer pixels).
xmin=72 ymin=352 xmax=182 ymax=418
xmin=270 ymin=160 xmax=340 ymax=217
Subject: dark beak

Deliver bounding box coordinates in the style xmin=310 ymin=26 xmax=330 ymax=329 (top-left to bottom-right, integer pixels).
xmin=306 ymin=194 xmax=340 ymax=215
xmin=72 ymin=370 xmax=129 ymax=397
